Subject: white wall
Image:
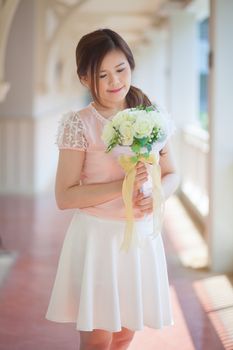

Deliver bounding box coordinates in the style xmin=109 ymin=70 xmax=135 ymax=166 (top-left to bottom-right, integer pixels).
xmin=133 ymin=29 xmax=169 ymax=107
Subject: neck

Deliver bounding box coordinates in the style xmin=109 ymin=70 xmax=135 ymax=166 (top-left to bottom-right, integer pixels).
xmin=92 ymin=100 xmax=127 ymax=117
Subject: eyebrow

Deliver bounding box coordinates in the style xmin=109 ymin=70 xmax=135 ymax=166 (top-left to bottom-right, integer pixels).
xmin=100 ymin=62 xmax=125 ymax=72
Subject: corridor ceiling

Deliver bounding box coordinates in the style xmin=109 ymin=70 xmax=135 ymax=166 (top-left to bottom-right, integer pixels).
xmin=45 ymin=0 xmax=192 ymax=47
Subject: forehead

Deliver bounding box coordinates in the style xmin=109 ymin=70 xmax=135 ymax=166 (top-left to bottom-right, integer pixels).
xmin=100 ymin=49 xmax=128 ymax=70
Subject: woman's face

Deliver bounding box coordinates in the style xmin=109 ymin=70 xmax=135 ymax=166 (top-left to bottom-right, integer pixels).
xmin=83 ymin=49 xmax=132 ymax=107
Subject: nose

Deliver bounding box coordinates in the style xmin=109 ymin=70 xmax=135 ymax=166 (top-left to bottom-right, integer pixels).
xmin=109 ymin=73 xmax=120 ymax=86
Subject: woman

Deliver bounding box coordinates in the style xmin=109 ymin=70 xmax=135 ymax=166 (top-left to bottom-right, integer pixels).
xmin=46 ymin=28 xmax=179 ymax=350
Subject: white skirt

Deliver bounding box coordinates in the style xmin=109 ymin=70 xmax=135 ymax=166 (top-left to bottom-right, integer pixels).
xmin=46 ymin=210 xmax=174 ymax=332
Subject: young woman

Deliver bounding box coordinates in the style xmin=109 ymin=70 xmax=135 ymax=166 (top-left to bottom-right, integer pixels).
xmin=46 ymin=28 xmax=179 ymax=350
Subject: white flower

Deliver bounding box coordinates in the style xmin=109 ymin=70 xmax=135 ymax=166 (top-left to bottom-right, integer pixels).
xmin=133 ymin=115 xmax=154 ymax=138
xmin=101 ymin=104 xmax=174 ymax=152
xmin=112 ymin=110 xmax=136 ymax=128
xmin=119 ymin=120 xmax=134 ymax=146
xmin=101 ymin=122 xmax=117 ymax=145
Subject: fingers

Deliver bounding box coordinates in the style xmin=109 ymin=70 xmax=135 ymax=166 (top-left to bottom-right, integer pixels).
xmin=133 ymin=194 xmax=154 ymax=214
xmin=135 ymin=195 xmax=152 ymax=207
xmin=136 ymin=161 xmax=146 ymax=173
xmin=133 ymin=162 xmax=148 ymax=192
xmin=132 ymin=162 xmax=153 ymax=215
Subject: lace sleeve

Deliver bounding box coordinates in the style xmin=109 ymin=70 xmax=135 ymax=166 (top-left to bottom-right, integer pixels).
xmin=56 ymin=111 xmax=88 ymax=151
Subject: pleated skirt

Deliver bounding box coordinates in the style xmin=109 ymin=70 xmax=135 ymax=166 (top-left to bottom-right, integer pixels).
xmin=46 ymin=210 xmax=174 ymax=332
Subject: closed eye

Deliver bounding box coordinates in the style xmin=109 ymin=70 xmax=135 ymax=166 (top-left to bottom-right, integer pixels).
xmin=99 ymin=67 xmax=125 ymax=79
xmin=116 ymin=68 xmax=125 ymax=73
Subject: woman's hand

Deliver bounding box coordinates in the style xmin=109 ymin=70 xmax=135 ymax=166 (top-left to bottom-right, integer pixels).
xmin=132 ymin=161 xmax=153 ymax=216
xmin=133 ymin=162 xmax=148 ymax=194
xmin=133 ymin=191 xmax=153 ymax=215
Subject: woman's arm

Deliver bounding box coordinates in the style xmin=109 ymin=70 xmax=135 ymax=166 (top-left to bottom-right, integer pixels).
xmin=55 ymin=150 xmax=123 ymax=210
xmin=159 ymin=141 xmax=180 ymax=200
xmin=55 ymin=149 xmax=149 ymax=210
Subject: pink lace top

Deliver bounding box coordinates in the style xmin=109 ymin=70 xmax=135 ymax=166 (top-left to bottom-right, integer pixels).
xmin=56 ymin=102 xmax=175 ymax=221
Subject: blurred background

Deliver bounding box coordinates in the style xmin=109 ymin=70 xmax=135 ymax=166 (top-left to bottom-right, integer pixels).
xmin=0 ymin=0 xmax=232 ymax=349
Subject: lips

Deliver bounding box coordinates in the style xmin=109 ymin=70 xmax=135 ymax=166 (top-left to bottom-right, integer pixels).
xmin=108 ymin=86 xmax=124 ymax=93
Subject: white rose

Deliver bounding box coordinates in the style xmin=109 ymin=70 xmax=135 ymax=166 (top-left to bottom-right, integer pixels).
xmin=112 ymin=114 xmax=124 ymax=128
xmin=101 ymin=122 xmax=117 ymax=145
xmin=130 ymin=110 xmax=147 ymax=119
xmin=112 ymin=110 xmax=136 ymax=128
xmin=133 ymin=116 xmax=154 ymax=138
xmin=119 ymin=120 xmax=134 ymax=146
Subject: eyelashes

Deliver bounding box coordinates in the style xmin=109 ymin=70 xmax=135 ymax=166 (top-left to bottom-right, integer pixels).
xmin=99 ymin=68 xmax=125 ymax=79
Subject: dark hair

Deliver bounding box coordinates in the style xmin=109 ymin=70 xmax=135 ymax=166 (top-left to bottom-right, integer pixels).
xmin=75 ymin=28 xmax=152 ymax=108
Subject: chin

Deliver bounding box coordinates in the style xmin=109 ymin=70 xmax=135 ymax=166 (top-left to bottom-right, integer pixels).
xmin=106 ymin=89 xmax=128 ymax=102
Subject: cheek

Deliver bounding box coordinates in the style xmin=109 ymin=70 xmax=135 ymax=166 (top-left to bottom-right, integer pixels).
xmin=98 ymin=80 xmax=107 ymax=93
xmin=123 ymin=69 xmax=131 ymax=84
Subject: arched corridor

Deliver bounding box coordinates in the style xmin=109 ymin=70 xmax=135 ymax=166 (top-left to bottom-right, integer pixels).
xmin=0 ymin=0 xmax=233 ymax=349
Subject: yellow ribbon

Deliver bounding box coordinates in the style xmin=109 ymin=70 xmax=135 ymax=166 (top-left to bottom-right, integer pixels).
xmin=118 ymin=153 xmax=165 ymax=252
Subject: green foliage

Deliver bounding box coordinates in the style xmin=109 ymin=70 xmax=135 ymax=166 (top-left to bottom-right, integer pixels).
xmin=138 ymin=137 xmax=149 ymax=146
xmin=105 ymin=131 xmax=121 ymax=152
xmin=131 ymin=143 xmax=141 ymax=153
xmin=130 ymin=155 xmax=139 ymax=163
xmin=136 ymin=104 xmax=158 ymax=112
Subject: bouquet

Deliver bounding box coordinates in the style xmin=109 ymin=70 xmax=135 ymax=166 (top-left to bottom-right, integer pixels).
xmin=101 ymin=104 xmax=171 ymax=251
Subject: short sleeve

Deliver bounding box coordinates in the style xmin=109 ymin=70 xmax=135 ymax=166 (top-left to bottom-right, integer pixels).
xmin=56 ymin=111 xmax=88 ymax=151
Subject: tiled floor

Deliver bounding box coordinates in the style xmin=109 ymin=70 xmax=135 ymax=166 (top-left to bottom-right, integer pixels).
xmin=0 ymin=195 xmax=232 ymax=350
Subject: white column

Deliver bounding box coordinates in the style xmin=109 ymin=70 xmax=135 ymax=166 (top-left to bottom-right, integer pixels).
xmin=208 ymin=0 xmax=233 ymax=272
xmin=0 ymin=0 xmax=57 ymax=195
xmin=168 ymin=12 xmax=199 ymax=185
xmin=0 ymin=0 xmax=35 ymax=117
xmin=0 ymin=0 xmax=86 ymax=195
xmin=0 ymin=0 xmax=20 ymax=102
xmin=169 ymin=12 xmax=199 ymax=125
xmin=0 ymin=0 xmax=36 ymax=194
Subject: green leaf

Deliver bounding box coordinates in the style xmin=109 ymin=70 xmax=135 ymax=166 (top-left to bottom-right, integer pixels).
xmin=130 ymin=156 xmax=139 ymax=163
xmin=138 ymin=137 xmax=148 ymax=146
xmin=131 ymin=143 xmax=141 ymax=153
xmin=145 ymin=106 xmax=154 ymax=112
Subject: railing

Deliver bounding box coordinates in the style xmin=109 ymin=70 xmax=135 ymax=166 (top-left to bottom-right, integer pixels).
xmin=180 ymin=124 xmax=209 ymax=226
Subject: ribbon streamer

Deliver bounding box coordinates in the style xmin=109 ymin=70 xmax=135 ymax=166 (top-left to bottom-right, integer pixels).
xmin=118 ymin=153 xmax=165 ymax=251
